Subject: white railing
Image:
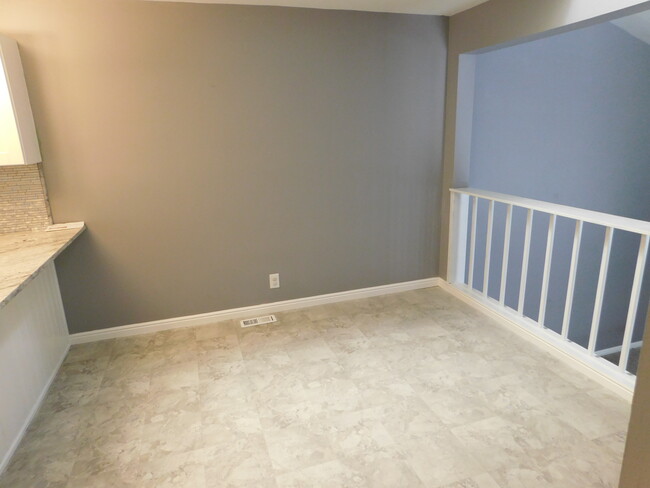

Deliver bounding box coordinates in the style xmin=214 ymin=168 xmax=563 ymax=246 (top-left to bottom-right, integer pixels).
xmin=448 ymin=188 xmax=650 ymax=391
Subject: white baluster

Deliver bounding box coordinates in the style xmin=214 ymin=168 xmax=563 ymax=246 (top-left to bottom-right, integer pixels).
xmin=538 ymin=214 xmax=556 ymax=327
xmin=468 ymin=196 xmax=478 ymax=290
xmin=518 ymin=209 xmax=534 ymax=315
xmin=499 ymin=204 xmax=513 ymax=305
xmin=619 ymin=234 xmax=649 ymax=371
xmin=562 ymin=220 xmax=583 ymax=340
xmin=588 ymin=227 xmax=614 ymax=355
xmin=483 ymin=200 xmax=495 ymax=297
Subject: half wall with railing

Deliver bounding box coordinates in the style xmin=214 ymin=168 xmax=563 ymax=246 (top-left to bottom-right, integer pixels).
xmin=447 ymin=188 xmax=650 ymax=392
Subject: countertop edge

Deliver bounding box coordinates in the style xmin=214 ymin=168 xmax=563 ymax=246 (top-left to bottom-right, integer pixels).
xmin=0 ymin=224 xmax=86 ymax=310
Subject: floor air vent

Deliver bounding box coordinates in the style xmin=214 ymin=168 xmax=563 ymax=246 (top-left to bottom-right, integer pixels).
xmin=240 ymin=314 xmax=277 ymax=328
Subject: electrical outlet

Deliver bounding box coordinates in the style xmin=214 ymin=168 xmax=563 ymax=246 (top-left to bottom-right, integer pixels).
xmin=269 ymin=273 xmax=280 ymax=289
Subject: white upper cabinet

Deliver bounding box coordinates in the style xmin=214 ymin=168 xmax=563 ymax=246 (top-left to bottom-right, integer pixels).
xmin=0 ymin=35 xmax=41 ymax=166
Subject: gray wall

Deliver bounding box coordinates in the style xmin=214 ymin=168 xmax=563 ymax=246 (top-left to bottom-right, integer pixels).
xmin=467 ymin=21 xmax=650 ymax=350
xmin=0 ymin=0 xmax=447 ymax=333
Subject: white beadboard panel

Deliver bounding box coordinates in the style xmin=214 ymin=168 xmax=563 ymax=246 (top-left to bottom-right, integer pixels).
xmin=0 ymin=262 xmax=69 ymax=474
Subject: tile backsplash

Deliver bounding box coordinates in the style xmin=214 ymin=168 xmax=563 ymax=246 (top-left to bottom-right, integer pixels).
xmin=0 ymin=164 xmax=52 ymax=233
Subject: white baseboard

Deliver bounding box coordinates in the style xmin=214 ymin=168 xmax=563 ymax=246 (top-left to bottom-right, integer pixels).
xmin=70 ymin=277 xmax=442 ymax=344
xmin=0 ymin=344 xmax=69 ymax=475
xmin=438 ymin=281 xmax=635 ymax=402
xmin=596 ymin=341 xmax=644 ymax=357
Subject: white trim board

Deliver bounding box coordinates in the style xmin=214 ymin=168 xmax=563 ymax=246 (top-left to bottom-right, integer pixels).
xmin=596 ymin=341 xmax=644 ymax=357
xmin=438 ymin=281 xmax=635 ymax=402
xmin=70 ymin=278 xmax=442 ymax=344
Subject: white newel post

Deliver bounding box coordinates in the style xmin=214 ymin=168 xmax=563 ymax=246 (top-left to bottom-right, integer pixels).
xmin=447 ymin=191 xmax=469 ymax=285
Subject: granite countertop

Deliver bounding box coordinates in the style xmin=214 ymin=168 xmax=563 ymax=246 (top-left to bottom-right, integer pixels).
xmin=0 ymin=223 xmax=85 ymax=309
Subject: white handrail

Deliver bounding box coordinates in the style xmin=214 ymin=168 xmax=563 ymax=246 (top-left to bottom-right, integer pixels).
xmin=451 ymin=188 xmax=650 ymax=235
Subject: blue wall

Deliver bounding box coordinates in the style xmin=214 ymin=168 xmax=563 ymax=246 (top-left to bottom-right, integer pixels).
xmin=468 ymin=21 xmax=650 ymax=354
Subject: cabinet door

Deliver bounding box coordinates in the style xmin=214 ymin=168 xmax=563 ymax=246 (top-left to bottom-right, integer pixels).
xmin=0 ymin=35 xmax=41 ymax=165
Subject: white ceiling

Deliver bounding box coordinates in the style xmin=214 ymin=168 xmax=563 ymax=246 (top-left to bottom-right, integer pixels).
xmin=144 ymin=0 xmax=489 ymax=16
xmin=612 ymin=9 xmax=650 ymax=45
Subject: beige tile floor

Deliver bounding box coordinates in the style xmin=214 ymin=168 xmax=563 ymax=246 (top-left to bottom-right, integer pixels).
xmin=0 ymin=287 xmax=631 ymax=488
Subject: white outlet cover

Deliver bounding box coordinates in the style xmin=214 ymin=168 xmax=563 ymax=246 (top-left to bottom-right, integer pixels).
xmin=269 ymin=273 xmax=280 ymax=288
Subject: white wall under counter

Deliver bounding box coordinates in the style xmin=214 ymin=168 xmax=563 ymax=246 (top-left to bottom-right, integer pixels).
xmin=0 ymin=224 xmax=84 ymax=473
xmin=0 ymin=262 xmax=69 ymax=472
